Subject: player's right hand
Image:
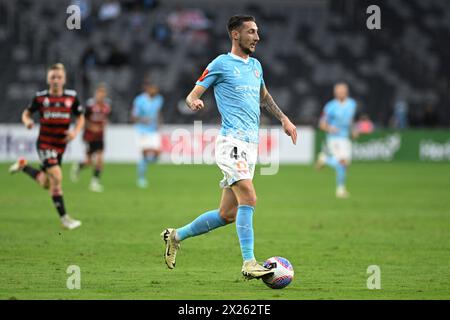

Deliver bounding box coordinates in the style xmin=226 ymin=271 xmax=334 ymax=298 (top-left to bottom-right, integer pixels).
xmin=24 ymin=119 xmax=34 ymax=129
xmin=189 ymin=99 xmax=204 ymax=111
xmin=64 ymin=130 xmax=77 ymax=142
xmin=328 ymin=126 xmax=339 ymax=134
xmin=141 ymin=117 xmax=152 ymax=124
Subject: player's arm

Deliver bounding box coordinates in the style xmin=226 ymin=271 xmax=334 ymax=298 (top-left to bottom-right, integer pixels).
xmin=65 ymin=114 xmax=85 ymax=142
xmin=351 ymin=125 xmax=359 ymax=139
xmin=349 ymin=117 xmax=359 ymax=139
xmin=260 ymin=85 xmax=297 ymax=145
xmin=131 ymin=113 xmax=151 ymax=124
xmin=130 ymin=100 xmax=151 ymax=124
xmin=22 ymin=109 xmax=34 ymax=129
xmin=318 ymin=111 xmax=339 ymax=134
xmin=23 ymin=96 xmax=39 ymax=129
xmin=351 ymin=104 xmax=360 ymax=139
xmin=319 ymin=117 xmax=336 ymax=133
xmin=186 ymin=85 xmax=207 ymax=111
xmin=130 ymin=112 xmax=150 ymax=124
xmin=66 ymin=96 xmax=85 ymax=141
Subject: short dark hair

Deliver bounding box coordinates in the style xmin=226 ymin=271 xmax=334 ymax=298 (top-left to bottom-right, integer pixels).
xmin=227 ymin=15 xmax=256 ymax=36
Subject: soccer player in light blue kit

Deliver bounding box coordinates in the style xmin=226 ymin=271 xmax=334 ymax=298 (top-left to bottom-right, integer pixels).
xmin=131 ymin=81 xmax=164 ymax=188
xmin=316 ymin=83 xmax=358 ymax=198
xmin=161 ymin=15 xmax=297 ymax=279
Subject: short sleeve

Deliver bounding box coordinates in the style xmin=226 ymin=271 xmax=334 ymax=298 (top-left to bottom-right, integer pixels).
xmin=321 ymin=102 xmax=332 ymax=122
xmin=132 ymin=96 xmax=142 ymax=117
xmin=105 ymin=98 xmax=112 ymax=115
xmin=84 ymin=100 xmax=94 ymax=118
xmin=71 ymin=96 xmax=84 ymax=116
xmin=195 ymin=58 xmax=223 ymax=89
xmin=258 ymin=61 xmax=265 ymax=87
xmin=27 ymin=96 xmax=40 ymax=113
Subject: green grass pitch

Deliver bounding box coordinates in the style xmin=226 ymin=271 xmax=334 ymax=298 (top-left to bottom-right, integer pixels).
xmin=0 ymin=162 xmax=449 ymax=299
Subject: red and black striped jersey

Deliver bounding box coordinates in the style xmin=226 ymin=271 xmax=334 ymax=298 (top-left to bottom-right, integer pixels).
xmin=83 ymin=97 xmax=111 ymax=142
xmin=27 ymin=89 xmax=84 ymax=154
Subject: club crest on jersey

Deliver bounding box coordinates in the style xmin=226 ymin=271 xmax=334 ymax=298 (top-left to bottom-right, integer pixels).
xmin=64 ymin=98 xmax=73 ymax=108
xmin=254 ymin=69 xmax=260 ymax=78
xmin=43 ymin=97 xmax=50 ymax=107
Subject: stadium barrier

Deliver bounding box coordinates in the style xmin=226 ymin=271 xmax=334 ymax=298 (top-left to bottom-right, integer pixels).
xmin=0 ymin=124 xmax=314 ymax=164
xmin=316 ymin=129 xmax=450 ymax=162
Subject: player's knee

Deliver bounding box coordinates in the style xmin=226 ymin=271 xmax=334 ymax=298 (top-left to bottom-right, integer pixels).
xmin=55 ymin=176 xmax=62 ymax=186
xmin=240 ymin=194 xmax=257 ymax=207
xmin=50 ymin=185 xmax=62 ymax=195
xmin=49 ymin=176 xmax=62 ymax=189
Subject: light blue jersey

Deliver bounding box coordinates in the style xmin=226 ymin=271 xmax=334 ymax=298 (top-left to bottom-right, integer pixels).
xmin=322 ymin=98 xmax=357 ymax=140
xmin=132 ymin=93 xmax=164 ymax=134
xmin=196 ymin=53 xmax=265 ymax=143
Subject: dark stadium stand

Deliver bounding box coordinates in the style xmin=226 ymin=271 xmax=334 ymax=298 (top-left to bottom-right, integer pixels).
xmin=0 ymin=0 xmax=449 ymax=127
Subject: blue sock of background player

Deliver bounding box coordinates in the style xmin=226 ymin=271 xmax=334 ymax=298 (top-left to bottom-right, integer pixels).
xmin=137 ymin=154 xmax=157 ymax=183
xmin=326 ymin=156 xmax=347 ymax=190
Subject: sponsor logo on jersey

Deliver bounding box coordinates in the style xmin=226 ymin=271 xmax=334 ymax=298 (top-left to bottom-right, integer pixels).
xmin=43 ymin=112 xmax=71 ymax=119
xmin=65 ymin=98 xmax=73 ymax=108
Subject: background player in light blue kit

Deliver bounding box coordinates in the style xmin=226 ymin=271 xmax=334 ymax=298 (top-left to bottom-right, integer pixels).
xmin=161 ymin=15 xmax=297 ymax=280
xmin=131 ymin=80 xmax=164 ymax=188
xmin=316 ymin=82 xmax=358 ymax=198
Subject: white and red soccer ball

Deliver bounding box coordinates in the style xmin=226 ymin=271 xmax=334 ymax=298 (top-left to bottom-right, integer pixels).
xmin=262 ymin=256 xmax=294 ymax=289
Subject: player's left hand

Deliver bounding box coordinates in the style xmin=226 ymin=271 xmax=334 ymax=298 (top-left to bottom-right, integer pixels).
xmin=281 ymin=117 xmax=297 ymax=145
xmin=64 ymin=130 xmax=77 ymax=142
xmin=352 ymin=128 xmax=360 ymax=140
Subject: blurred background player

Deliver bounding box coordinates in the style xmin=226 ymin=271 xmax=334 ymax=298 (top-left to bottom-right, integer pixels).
xmin=131 ymin=80 xmax=164 ymax=188
xmin=8 ymin=63 xmax=84 ymax=230
xmin=160 ymin=15 xmax=297 ymax=279
xmin=71 ymin=83 xmax=111 ymax=192
xmin=316 ymin=82 xmax=357 ymax=199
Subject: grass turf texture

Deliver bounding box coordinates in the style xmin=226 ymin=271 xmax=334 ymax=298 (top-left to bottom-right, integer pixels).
xmin=0 ymin=163 xmax=449 ymax=300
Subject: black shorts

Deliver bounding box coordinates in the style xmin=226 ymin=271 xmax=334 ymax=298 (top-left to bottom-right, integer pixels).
xmin=37 ymin=147 xmax=63 ymax=171
xmin=86 ymin=140 xmax=104 ymax=155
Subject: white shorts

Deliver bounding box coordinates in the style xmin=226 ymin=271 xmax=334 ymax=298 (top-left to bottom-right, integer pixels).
xmin=327 ymin=138 xmax=352 ymax=162
xmin=136 ymin=132 xmax=161 ymax=151
xmin=215 ymin=135 xmax=258 ymax=189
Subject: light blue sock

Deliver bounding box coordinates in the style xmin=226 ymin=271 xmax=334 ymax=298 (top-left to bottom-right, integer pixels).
xmin=145 ymin=154 xmax=157 ymax=163
xmin=336 ymin=163 xmax=347 ymax=188
xmin=176 ymin=209 xmax=227 ymax=241
xmin=325 ymin=156 xmax=339 ymax=169
xmin=236 ymin=205 xmax=255 ymax=261
xmin=137 ymin=158 xmax=148 ymax=181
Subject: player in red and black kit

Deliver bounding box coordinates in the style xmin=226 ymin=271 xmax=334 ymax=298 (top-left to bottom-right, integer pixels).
xmin=8 ymin=63 xmax=85 ymax=230
xmin=70 ymin=83 xmax=111 ymax=192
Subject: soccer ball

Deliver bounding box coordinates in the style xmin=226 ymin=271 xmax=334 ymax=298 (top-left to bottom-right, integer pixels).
xmin=262 ymin=256 xmax=294 ymax=289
